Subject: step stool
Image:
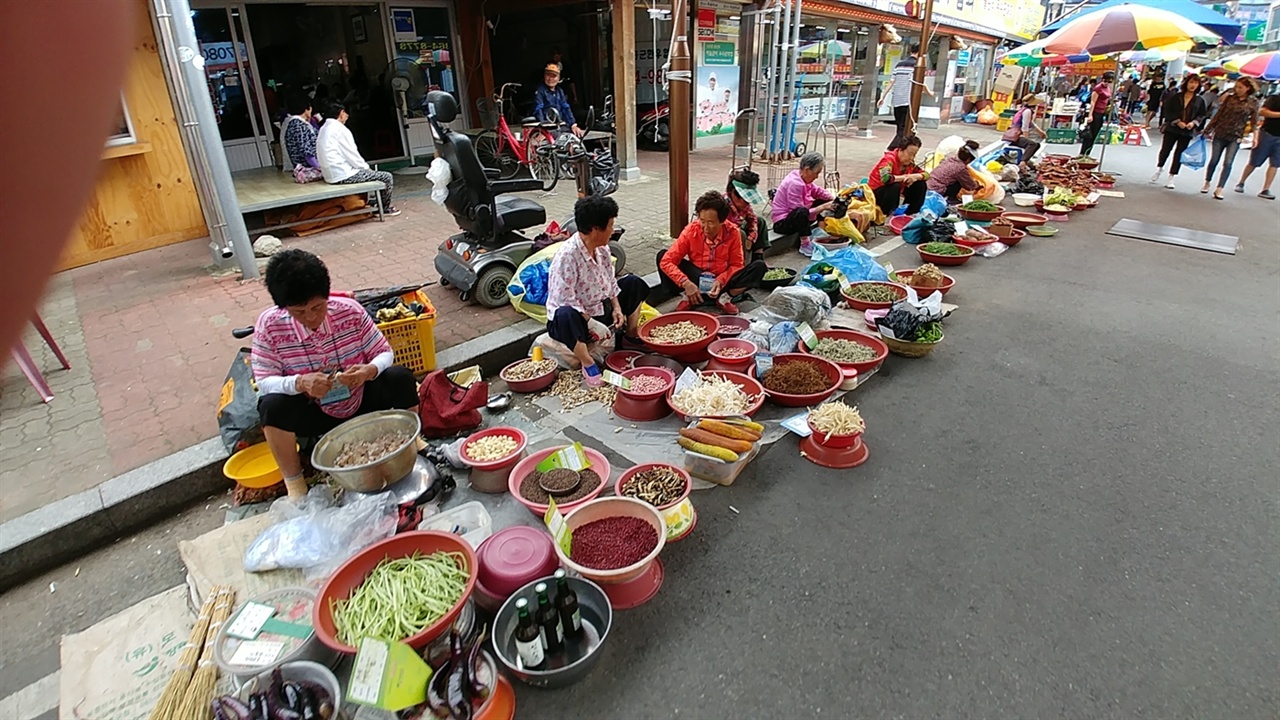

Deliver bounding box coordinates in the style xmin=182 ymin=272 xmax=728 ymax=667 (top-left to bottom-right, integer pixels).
xmin=1123 ymin=125 xmax=1150 ymax=147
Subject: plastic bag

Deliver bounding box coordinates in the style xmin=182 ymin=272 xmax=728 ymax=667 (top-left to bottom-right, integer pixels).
xmin=901 ymin=214 xmax=934 ymax=245
xmin=244 ymin=487 xmax=398 ymax=581
xmin=1181 ymin=135 xmax=1207 ymax=170
xmin=516 ymin=260 xmax=550 ymax=306
xmin=767 ymin=321 xmax=802 ymax=354
xmin=925 ymin=136 xmax=967 ymax=172
xmin=807 ymin=243 xmax=889 ymax=283
xmin=754 ymin=285 xmax=833 ymax=328
xmin=427 ymin=157 xmax=452 ymax=205
xmin=217 ymin=349 xmax=262 ymax=454
xmin=921 ymin=190 xmax=947 ymax=218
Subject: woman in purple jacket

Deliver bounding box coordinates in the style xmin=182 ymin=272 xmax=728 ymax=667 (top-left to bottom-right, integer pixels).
xmin=926 ymin=141 xmax=981 ymax=203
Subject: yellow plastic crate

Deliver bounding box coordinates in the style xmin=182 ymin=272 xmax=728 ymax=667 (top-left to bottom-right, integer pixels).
xmin=376 ymin=289 xmax=437 ymax=375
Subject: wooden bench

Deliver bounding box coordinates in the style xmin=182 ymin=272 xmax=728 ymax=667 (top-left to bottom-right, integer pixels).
xmin=232 ymin=167 xmax=386 ymax=234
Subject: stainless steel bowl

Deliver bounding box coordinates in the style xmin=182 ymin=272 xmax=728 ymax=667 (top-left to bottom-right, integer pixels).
xmin=491 ymin=576 xmax=612 ymax=688
xmin=311 ymin=409 xmax=421 ymax=492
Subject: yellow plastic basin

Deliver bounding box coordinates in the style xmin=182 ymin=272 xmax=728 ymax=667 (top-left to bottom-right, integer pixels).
xmin=223 ymin=442 xmax=285 ymax=488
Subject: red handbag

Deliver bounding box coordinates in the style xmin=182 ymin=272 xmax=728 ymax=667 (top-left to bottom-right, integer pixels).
xmin=417 ymin=370 xmax=488 ymax=438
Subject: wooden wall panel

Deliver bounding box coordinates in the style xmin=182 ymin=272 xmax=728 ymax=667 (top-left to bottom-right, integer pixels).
xmin=58 ymin=0 xmax=207 ymax=270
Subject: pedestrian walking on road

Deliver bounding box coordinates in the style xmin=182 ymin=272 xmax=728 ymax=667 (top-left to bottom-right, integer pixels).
xmin=1233 ymin=93 xmax=1280 ymax=200
xmin=1200 ymin=78 xmax=1259 ymax=199
xmin=1142 ymin=76 xmax=1167 ymax=128
xmin=1079 ymin=71 xmax=1115 ymax=158
xmin=881 ymin=45 xmax=932 ymax=145
xmin=1151 ymin=74 xmax=1208 ymax=190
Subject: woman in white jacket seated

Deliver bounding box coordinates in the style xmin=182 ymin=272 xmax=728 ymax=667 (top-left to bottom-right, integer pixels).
xmin=316 ymin=102 xmax=400 ymax=216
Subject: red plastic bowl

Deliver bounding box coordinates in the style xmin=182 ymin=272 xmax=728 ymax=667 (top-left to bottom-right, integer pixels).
xmin=314 ymin=531 xmax=477 ymax=653
xmin=1034 ymin=200 xmax=1072 ymax=214
xmin=954 ymin=233 xmax=997 ymax=249
xmin=707 ymin=338 xmax=757 ymax=366
xmin=956 ymin=207 xmax=1003 ymax=222
xmin=615 ymin=462 xmax=693 ymax=512
xmin=751 ymin=354 xmax=843 ymax=407
xmin=639 ymin=311 xmax=719 ymax=362
xmin=1000 ymin=212 xmax=1048 ymax=228
xmin=917 ymin=245 xmax=975 ymax=266
xmin=605 ymin=350 xmax=642 ymax=373
xmin=476 ymin=526 xmax=559 ymax=599
xmin=806 ymin=416 xmax=863 ymax=449
xmin=507 ymin=445 xmax=612 ymax=517
xmin=617 ymin=366 xmax=675 ymax=400
xmin=797 ymin=329 xmax=889 ymax=375
xmin=460 ymin=427 xmax=527 ymax=471
xmin=841 ymin=281 xmax=908 ymax=311
xmin=665 ymin=370 xmax=765 ymax=420
xmin=887 ymin=214 xmax=914 ymax=235
xmin=893 ymin=269 xmax=955 ymax=297
xmin=1001 ymin=228 xmax=1027 ymax=246
xmin=499 ymin=359 xmax=557 ymax=393
xmin=716 ymin=316 xmax=751 ymax=337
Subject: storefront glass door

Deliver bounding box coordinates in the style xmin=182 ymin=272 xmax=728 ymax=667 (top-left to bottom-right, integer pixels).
xmin=386 ymin=5 xmax=464 ymax=159
xmin=193 ymin=6 xmax=274 ymax=170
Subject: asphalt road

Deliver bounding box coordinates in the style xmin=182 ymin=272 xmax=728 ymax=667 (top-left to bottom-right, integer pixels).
xmin=3 ymin=142 xmax=1278 ymax=719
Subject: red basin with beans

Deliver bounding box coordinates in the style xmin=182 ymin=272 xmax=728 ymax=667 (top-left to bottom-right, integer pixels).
xmin=552 ymin=497 xmax=666 ymax=585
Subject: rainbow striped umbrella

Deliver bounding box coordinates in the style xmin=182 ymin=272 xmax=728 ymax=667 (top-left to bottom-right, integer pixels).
xmin=1002 ymin=37 xmax=1098 ymax=67
xmin=1224 ymin=51 xmax=1280 ymax=81
xmin=1118 ymin=40 xmax=1193 ymax=63
xmin=1043 ymin=4 xmax=1222 ymax=56
xmin=1200 ymin=56 xmax=1239 ymax=78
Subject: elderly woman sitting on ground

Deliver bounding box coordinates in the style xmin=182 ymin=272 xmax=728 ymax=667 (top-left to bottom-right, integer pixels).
xmin=546 ymin=195 xmax=650 ymax=386
xmin=770 ymin=151 xmax=836 ymax=255
xmin=658 ymin=190 xmax=767 ymax=316
xmin=252 ymin=249 xmax=419 ymax=499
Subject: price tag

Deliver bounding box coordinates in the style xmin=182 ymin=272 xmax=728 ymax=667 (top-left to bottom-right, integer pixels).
xmin=228 ymin=640 xmax=284 ymax=667
xmin=754 ymin=352 xmax=774 ymax=377
xmin=602 ymin=370 xmax=632 ymax=390
xmin=674 ymin=367 xmax=699 ymax=393
xmin=953 ymin=220 xmax=970 ymax=235
xmin=543 ymin=498 xmax=573 ymax=556
xmin=961 ymin=194 xmax=974 ymax=205
xmin=1086 ymin=191 xmax=1100 ymax=203
xmin=882 ymin=262 xmax=895 ymax=275
xmin=797 ymin=322 xmax=819 ymax=350
xmin=225 ymin=601 xmax=275 ymax=640
xmin=837 ymin=272 xmax=852 ymax=292
xmin=535 ymin=442 xmax=590 ymax=472
xmin=348 ymin=638 xmax=432 ymax=711
xmin=781 ymin=412 xmax=813 ymax=437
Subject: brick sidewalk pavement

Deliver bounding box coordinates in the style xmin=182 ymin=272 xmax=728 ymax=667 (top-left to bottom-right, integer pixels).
xmin=0 ymin=123 xmax=1003 ymax=523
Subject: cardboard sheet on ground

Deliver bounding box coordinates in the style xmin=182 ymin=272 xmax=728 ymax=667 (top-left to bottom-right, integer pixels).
xmin=60 ymin=585 xmax=193 ymax=720
xmin=178 ymin=513 xmax=306 ymax=602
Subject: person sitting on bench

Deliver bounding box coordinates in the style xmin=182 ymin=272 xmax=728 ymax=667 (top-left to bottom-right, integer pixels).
xmin=868 ymin=134 xmax=929 ymax=217
xmin=317 ymin=102 xmax=400 ymax=216
xmin=770 ymin=152 xmax=835 ymax=256
xmin=658 ymin=191 xmax=766 ymax=315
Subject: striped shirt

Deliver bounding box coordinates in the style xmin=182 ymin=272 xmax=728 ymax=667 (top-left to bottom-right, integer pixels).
xmin=251 ymin=296 xmax=392 ymax=418
xmin=890 ymin=59 xmax=916 ymax=107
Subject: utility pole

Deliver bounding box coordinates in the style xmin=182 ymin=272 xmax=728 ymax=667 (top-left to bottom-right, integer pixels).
xmin=668 ymin=1 xmax=691 ymax=237
xmin=906 ymin=0 xmax=935 ymax=138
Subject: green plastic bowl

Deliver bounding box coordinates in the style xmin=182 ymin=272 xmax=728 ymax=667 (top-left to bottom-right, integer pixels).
xmin=1027 ymin=225 xmax=1058 ymax=237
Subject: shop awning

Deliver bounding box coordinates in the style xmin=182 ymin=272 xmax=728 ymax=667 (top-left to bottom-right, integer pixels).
xmin=1040 ymin=0 xmax=1240 ymax=45
xmin=802 ymin=0 xmax=1003 ymax=44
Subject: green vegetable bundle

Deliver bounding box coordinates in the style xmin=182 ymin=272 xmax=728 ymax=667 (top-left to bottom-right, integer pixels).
xmin=330 ymin=551 xmax=469 ymax=645
xmin=961 ymin=200 xmax=1000 ymax=212
xmin=919 ymin=242 xmax=971 ymax=256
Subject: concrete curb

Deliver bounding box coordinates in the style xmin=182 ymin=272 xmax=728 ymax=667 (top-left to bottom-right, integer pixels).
xmin=0 ymin=269 xmax=684 ymax=588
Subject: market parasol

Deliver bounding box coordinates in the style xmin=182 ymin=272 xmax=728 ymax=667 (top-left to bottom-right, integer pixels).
xmin=1199 ymin=57 xmax=1237 ymax=78
xmin=1224 ymin=50 xmax=1280 ymax=82
xmin=798 ymin=40 xmax=852 ymax=58
xmin=1039 ymin=0 xmax=1240 ymax=45
xmin=1117 ymin=40 xmax=1194 ymax=63
xmin=1001 ymin=37 xmax=1098 ymax=67
xmin=1042 ymin=4 xmax=1222 ymax=56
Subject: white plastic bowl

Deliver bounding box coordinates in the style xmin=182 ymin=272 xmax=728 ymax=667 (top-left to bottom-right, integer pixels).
xmin=1012 ymin=193 xmax=1039 ymax=207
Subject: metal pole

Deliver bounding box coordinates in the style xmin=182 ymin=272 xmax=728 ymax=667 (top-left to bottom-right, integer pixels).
xmin=761 ymin=5 xmax=780 ymax=158
xmin=158 ymin=0 xmax=259 ymax=278
xmin=770 ymin=0 xmax=793 ymax=159
xmin=781 ymin=0 xmax=802 ymax=158
xmin=907 ymin=0 xmax=935 ymax=138
xmin=668 ymin=0 xmax=692 ymax=237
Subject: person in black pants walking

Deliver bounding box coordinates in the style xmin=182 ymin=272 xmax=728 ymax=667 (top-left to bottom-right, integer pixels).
xmin=1079 ymin=70 xmax=1115 ymax=158
xmin=1151 ymin=74 xmax=1208 ymax=191
xmin=881 ymin=45 xmax=931 ymax=145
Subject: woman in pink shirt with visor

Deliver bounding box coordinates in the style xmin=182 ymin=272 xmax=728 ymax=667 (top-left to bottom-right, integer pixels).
xmin=770 ymin=152 xmax=835 ymax=255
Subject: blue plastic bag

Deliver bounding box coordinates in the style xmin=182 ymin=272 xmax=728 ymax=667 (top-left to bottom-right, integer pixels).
xmin=901 ymin=214 xmax=932 ymax=245
xmin=1181 ymin=135 xmax=1207 ymax=170
xmin=514 ymin=260 xmax=550 ymax=306
xmin=807 ymin=243 xmax=889 ymax=282
xmin=921 ymin=190 xmax=947 ymax=218
xmin=767 ymin=321 xmax=802 ymax=354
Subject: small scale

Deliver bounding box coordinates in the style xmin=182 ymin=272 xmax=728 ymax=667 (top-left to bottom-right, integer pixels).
xmin=800 ymin=434 xmax=870 ymax=469
xmin=600 ymin=558 xmax=665 ymax=610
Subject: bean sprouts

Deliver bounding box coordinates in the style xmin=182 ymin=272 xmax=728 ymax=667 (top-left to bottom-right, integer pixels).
xmin=670 ymin=373 xmax=761 ymax=416
xmin=808 ymin=402 xmax=866 ymax=439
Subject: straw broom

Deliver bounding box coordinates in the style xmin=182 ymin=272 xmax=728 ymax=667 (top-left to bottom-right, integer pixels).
xmin=175 ymin=585 xmax=237 ymax=720
xmin=146 ymin=585 xmax=226 ymax=720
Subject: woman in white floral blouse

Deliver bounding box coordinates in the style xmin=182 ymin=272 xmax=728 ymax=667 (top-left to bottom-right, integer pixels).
xmin=545 ymin=196 xmax=650 ymax=385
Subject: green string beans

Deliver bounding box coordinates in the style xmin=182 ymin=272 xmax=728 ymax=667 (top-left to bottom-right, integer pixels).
xmin=330 ymin=551 xmax=469 ymax=645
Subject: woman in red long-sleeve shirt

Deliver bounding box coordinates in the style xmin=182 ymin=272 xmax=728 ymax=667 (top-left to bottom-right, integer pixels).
xmin=868 ymin=135 xmax=929 ymax=216
xmin=656 ymin=191 xmax=767 ymax=315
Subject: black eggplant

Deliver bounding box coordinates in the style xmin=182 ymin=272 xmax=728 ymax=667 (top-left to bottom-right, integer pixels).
xmin=212 ymin=696 xmax=253 ymax=720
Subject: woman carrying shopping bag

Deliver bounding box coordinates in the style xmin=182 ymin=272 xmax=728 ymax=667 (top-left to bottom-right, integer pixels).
xmin=1151 ymin=74 xmax=1209 ymax=190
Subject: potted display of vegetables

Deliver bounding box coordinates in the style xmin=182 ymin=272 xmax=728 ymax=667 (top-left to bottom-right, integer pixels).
xmin=916 ymin=242 xmax=975 ymax=266
xmin=956 ymin=200 xmax=1003 ymax=222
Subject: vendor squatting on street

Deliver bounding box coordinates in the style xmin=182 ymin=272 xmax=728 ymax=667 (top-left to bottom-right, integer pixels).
xmin=252 ymin=249 xmax=419 ymax=498
xmin=658 ymin=190 xmax=767 ymax=315
xmin=545 ymin=196 xmax=650 ymax=385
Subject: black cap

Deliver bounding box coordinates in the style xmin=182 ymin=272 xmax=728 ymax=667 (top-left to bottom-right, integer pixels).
xmin=1102 ymin=71 xmax=1116 ymax=80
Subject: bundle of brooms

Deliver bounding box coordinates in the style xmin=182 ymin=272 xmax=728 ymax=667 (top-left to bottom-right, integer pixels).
xmin=147 ymin=585 xmax=237 ymax=720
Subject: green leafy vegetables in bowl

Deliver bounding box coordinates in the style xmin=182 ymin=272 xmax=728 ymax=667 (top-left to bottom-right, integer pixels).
xmin=847 ymin=283 xmax=901 ymax=303
xmin=812 ymin=338 xmax=879 ymax=363
xmin=960 ymin=200 xmax=1000 ymax=212
xmin=919 ymin=242 xmax=972 ymax=256
xmin=330 ymin=551 xmax=469 ymax=646
xmin=762 ymin=268 xmax=794 ymax=281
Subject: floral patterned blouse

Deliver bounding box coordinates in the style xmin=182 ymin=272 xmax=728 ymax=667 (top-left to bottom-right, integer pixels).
xmin=1206 ymin=92 xmax=1260 ymax=142
xmin=546 ymin=233 xmax=619 ymax=317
